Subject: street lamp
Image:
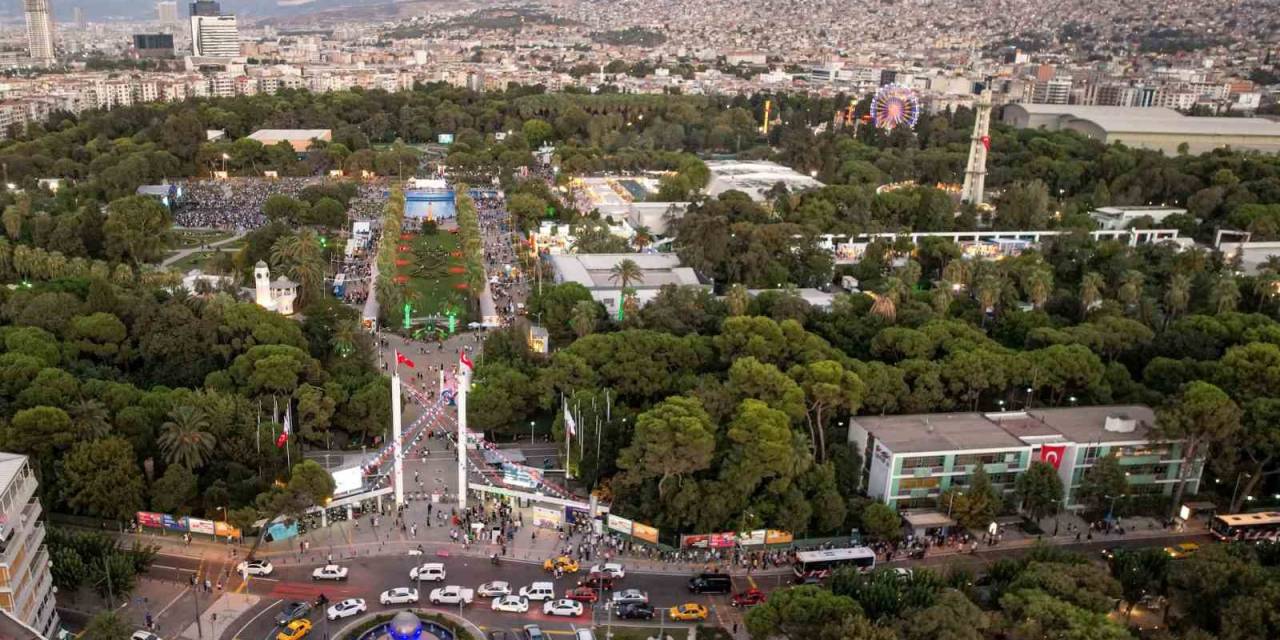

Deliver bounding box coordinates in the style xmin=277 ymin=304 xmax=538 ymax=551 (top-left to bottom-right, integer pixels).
xmin=530 ymin=421 xmax=535 ymax=443
xmin=1231 ymin=472 xmax=1252 ymax=507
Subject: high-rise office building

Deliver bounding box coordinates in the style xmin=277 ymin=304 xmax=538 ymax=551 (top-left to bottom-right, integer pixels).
xmin=157 ymin=1 xmax=178 ymax=22
xmin=23 ymin=0 xmax=56 ymax=64
xmin=72 ymin=6 xmax=83 ymax=26
xmin=190 ymin=0 xmax=220 ymax=16
xmin=0 ymin=453 xmax=60 ymax=637
xmin=191 ymin=14 xmax=239 ymax=58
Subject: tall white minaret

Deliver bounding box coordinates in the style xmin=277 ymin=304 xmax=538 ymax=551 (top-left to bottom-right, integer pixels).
xmin=254 ymin=260 xmax=272 ymax=307
xmin=962 ymin=89 xmax=993 ymax=205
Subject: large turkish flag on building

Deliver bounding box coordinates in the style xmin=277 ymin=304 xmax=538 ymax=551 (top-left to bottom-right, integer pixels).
xmin=1039 ymin=444 xmax=1067 ymax=469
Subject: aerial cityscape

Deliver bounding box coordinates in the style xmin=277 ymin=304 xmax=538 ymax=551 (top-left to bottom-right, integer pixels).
xmin=0 ymin=1 xmax=1276 ymax=640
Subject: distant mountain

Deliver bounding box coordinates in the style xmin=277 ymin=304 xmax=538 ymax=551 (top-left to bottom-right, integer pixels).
xmin=30 ymin=0 xmax=399 ymax=21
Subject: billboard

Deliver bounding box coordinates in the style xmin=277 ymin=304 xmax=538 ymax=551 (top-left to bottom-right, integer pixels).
xmin=214 ymin=521 xmax=241 ymax=538
xmin=739 ymin=530 xmax=766 ymax=546
xmin=766 ymin=529 xmax=794 ymax=544
xmin=437 ymin=133 xmax=455 ymax=145
xmin=502 ymin=464 xmax=540 ymax=489
xmin=186 ymin=518 xmax=216 ymax=536
xmin=681 ymin=532 xmax=738 ymax=549
xmin=607 ymin=514 xmax=633 ymax=535
xmin=137 ymin=512 xmax=163 ymax=528
xmin=631 ymin=522 xmax=659 ymax=544
xmin=533 ymin=506 xmax=561 ymax=529
xmin=161 ymin=514 xmax=186 ymax=532
xmin=331 ymin=467 xmax=364 ymax=495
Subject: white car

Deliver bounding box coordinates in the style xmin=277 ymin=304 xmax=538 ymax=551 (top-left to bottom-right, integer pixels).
xmin=237 ymin=559 xmax=274 ymax=576
xmin=380 ymin=588 xmax=419 ymax=605
xmin=491 ymin=595 xmax=529 ymax=613
xmin=589 ymin=563 xmax=625 ymax=579
xmin=131 ymin=632 xmax=160 ymax=640
xmin=610 ymin=589 xmax=649 ymax=606
xmin=428 ymin=586 xmax=474 ymax=605
xmin=326 ymin=598 xmax=366 ymax=621
xmin=477 ymin=581 xmax=511 ymax=597
xmin=519 ymin=582 xmax=555 ymax=601
xmin=543 ymin=599 xmax=585 ymax=617
xmin=409 ymin=563 xmax=446 ymax=582
xmin=312 ymin=564 xmax=349 ymax=581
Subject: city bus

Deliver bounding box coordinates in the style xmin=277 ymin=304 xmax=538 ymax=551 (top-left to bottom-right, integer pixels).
xmin=793 ymin=547 xmax=877 ymax=581
xmin=1210 ymin=512 xmax=1280 ymax=542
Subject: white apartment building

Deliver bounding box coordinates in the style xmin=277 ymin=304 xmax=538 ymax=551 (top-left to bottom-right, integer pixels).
xmin=0 ymin=453 xmax=58 ymax=637
xmin=23 ymin=0 xmax=55 ymax=64
xmin=191 ymin=15 xmax=240 ymax=59
xmin=157 ymin=1 xmax=179 ymax=23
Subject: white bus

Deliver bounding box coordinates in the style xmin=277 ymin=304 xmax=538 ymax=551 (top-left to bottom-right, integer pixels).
xmin=1211 ymin=512 xmax=1280 ymax=542
xmin=793 ymin=547 xmax=877 ymax=581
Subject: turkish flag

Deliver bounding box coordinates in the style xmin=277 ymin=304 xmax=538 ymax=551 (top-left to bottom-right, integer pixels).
xmin=396 ymin=351 xmax=415 ymax=368
xmin=1039 ymin=444 xmax=1067 ymax=469
xmin=981 ymin=135 xmax=991 ymax=151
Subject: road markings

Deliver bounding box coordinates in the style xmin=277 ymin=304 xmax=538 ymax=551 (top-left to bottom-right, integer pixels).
xmin=231 ymin=598 xmax=283 ymax=640
xmin=152 ymin=564 xmax=197 ymax=573
xmin=155 ymin=587 xmax=190 ymax=618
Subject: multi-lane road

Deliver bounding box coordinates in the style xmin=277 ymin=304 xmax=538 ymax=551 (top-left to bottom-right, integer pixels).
xmin=125 ymin=531 xmax=1211 ymax=640
xmin=155 ymin=552 xmax=756 ymax=640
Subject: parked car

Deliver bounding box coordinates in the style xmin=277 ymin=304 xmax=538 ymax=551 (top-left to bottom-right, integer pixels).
xmin=491 ymin=595 xmax=530 ymax=613
xmin=731 ymin=588 xmax=767 ymax=607
xmin=478 ymin=581 xmax=511 ymax=597
xmin=615 ymin=602 xmax=655 ymax=620
xmin=237 ymin=559 xmax=274 ymax=576
xmin=542 ymin=599 xmax=585 ymax=617
xmin=588 ymin=563 xmax=625 ymax=579
xmin=275 ymin=602 xmax=311 ymax=626
xmin=326 ymin=599 xmax=366 ymax=621
xmin=276 ymin=619 xmax=312 ymax=640
xmin=610 ymin=589 xmax=649 ymax=606
xmin=429 ymin=586 xmax=475 ymax=605
xmin=522 ymin=625 xmax=545 ymax=640
xmin=410 ymin=563 xmax=447 ymax=581
xmin=131 ymin=632 xmax=160 ymax=640
xmin=565 ymin=587 xmax=598 ymax=603
xmin=379 ymin=588 xmax=419 ymax=605
xmin=669 ymin=603 xmax=709 ymax=621
xmin=311 ymin=565 xmax=348 ymax=581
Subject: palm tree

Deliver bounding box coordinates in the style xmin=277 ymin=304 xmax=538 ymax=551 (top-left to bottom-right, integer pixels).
xmin=1209 ymin=275 xmax=1241 ymax=314
xmin=330 ymin=321 xmax=358 ymax=358
xmin=870 ymin=277 xmax=903 ymax=322
xmin=942 ymin=259 xmax=972 ymax=289
xmin=1164 ymin=273 xmax=1192 ymax=320
xmin=608 ymin=259 xmax=645 ymax=290
xmin=570 ymin=300 xmax=598 ymax=338
xmin=931 ymin=281 xmax=954 ymax=316
xmin=1022 ymin=267 xmax=1053 ymax=309
xmin=271 ymin=231 xmax=326 ymax=302
xmin=158 ymin=406 xmax=215 ymax=470
xmin=976 ymin=274 xmax=1004 ymax=316
xmin=726 ymin=283 xmax=750 ymax=316
xmin=1080 ymin=272 xmax=1105 ymax=318
xmin=1117 ymin=270 xmax=1145 ymax=309
xmin=68 ymin=399 xmax=112 ymax=441
xmin=632 ymin=226 xmax=652 ymax=251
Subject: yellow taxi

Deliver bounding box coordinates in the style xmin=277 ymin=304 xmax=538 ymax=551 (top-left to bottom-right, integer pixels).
xmin=668 ymin=603 xmax=709 ymax=621
xmin=542 ymin=556 xmax=580 ymax=573
xmin=1164 ymin=542 xmax=1200 ymax=559
xmin=277 ymin=619 xmax=312 ymax=640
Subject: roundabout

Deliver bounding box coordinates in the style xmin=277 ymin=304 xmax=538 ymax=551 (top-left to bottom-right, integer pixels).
xmin=339 ymin=609 xmax=484 ymax=640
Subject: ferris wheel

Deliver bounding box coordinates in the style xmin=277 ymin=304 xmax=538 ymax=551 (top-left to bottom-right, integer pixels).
xmin=871 ymin=84 xmax=921 ymax=131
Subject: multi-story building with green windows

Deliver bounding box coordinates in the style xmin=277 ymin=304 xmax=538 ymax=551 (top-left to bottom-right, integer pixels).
xmin=848 ymin=405 xmax=1203 ymax=512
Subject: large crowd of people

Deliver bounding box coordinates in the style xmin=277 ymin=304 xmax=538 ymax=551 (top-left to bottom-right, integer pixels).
xmin=171 ymin=177 xmax=390 ymax=230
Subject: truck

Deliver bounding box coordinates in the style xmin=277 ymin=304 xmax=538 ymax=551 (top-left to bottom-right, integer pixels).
xmin=428 ymin=585 xmax=475 ymax=605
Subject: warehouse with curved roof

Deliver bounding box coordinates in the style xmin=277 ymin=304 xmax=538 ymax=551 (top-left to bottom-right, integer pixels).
xmin=1002 ymin=104 xmax=1280 ymax=155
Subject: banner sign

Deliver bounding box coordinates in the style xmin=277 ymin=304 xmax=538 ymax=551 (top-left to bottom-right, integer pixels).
xmin=533 ymin=506 xmax=561 ymax=529
xmin=137 ymin=512 xmax=163 ymax=528
xmin=765 ymin=529 xmax=794 ymax=544
xmin=681 ymin=532 xmax=738 ymax=549
xmin=214 ymin=521 xmax=241 ymax=538
xmin=607 ymin=514 xmax=633 ymax=535
xmin=162 ymin=514 xmax=186 ymax=532
xmin=186 ymin=518 xmax=216 ymax=536
xmin=631 ymin=522 xmax=659 ymax=544
xmin=739 ymin=530 xmax=766 ymax=546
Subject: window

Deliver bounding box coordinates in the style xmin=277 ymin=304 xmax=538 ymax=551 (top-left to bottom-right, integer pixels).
xmin=897 ymin=497 xmax=937 ymax=509
xmin=902 ymin=456 xmax=944 ymax=471
xmin=899 ymin=477 xmax=940 ymax=491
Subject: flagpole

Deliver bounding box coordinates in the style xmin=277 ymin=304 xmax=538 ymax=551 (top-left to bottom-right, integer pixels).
xmin=285 ymin=401 xmax=292 ymax=469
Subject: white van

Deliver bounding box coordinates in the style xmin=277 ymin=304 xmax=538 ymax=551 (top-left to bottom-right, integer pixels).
xmin=519 ymin=581 xmax=555 ymax=601
xmin=574 ymin=630 xmax=596 ymax=640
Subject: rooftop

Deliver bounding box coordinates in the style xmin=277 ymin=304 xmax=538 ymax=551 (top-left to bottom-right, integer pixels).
xmin=548 ymin=253 xmax=704 ymax=290
xmin=704 ymin=160 xmax=824 ymax=201
xmin=247 ymin=128 xmax=333 ymax=141
xmin=1008 ymin=104 xmax=1280 ymax=137
xmin=0 ymin=452 xmax=28 ymax=492
xmin=854 ymin=412 xmax=1026 ymax=454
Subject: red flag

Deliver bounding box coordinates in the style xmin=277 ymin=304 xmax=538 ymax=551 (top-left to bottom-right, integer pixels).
xmin=1039 ymin=444 xmax=1067 ymax=470
xmin=459 ymin=351 xmax=474 ymax=374
xmin=276 ymin=404 xmax=291 ymax=448
xmin=396 ymin=351 xmax=415 ymax=368
xmin=980 ymin=135 xmax=991 ymax=151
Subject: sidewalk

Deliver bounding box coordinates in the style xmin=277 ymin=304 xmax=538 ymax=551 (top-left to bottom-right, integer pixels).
xmin=178 ymin=592 xmax=259 ymax=640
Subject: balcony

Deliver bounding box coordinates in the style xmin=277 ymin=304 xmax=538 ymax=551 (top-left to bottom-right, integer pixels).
xmin=0 ymin=521 xmax=44 ymax=573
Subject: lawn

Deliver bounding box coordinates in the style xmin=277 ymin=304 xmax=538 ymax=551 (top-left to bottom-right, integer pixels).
xmin=167 ymin=251 xmax=216 ymax=272
xmin=395 ymin=230 xmax=473 ymax=328
xmin=171 ymin=229 xmax=233 ymax=249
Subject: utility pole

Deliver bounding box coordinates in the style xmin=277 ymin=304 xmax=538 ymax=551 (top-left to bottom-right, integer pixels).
xmin=102 ymin=557 xmax=115 ymax=608
xmin=188 ymin=575 xmax=204 ymax=639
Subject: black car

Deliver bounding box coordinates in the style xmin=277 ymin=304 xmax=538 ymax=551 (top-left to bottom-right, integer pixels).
xmin=274 ymin=601 xmax=310 ymax=626
xmin=616 ymin=602 xmax=655 ymax=620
